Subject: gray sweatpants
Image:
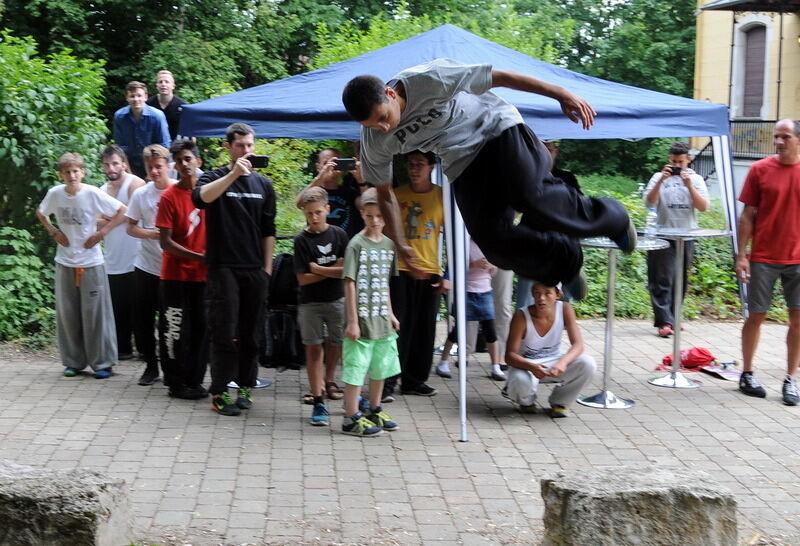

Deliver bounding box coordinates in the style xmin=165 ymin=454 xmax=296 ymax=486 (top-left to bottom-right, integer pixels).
xmin=506 ymin=353 xmax=596 ymax=407
xmin=55 ymin=263 xmax=117 ymax=371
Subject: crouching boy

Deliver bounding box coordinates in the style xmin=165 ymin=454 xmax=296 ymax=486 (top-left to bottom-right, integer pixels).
xmin=341 ymin=188 xmax=400 ymax=436
xmin=504 ymin=281 xmax=596 ymax=417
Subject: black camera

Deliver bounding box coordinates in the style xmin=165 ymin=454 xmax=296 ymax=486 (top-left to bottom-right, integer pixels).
xmin=333 ymin=158 xmax=356 ymax=171
xmin=670 ymin=166 xmax=682 ymax=176
xmin=248 ymin=155 xmax=269 ymax=169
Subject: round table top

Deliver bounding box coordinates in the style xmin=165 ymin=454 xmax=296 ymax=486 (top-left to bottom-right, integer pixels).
xmin=581 ymin=236 xmax=669 ymax=251
xmin=650 ymin=227 xmax=732 ymax=240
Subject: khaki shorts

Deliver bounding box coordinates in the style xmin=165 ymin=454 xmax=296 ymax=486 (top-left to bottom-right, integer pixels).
xmin=748 ymin=262 xmax=800 ymax=313
xmin=342 ymin=333 xmax=401 ymax=385
xmin=298 ymin=299 xmax=344 ymax=346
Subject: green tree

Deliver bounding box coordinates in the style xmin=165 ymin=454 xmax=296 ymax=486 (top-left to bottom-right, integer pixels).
xmin=311 ymin=1 xmax=573 ymax=69
xmin=0 ymin=31 xmax=107 ymax=237
xmin=0 ymin=0 xmax=273 ymax=114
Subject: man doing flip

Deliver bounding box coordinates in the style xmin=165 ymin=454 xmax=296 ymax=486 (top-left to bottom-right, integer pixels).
xmin=342 ymin=58 xmax=635 ymax=286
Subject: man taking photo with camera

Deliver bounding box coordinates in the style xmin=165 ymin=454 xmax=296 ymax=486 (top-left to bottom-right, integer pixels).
xmin=643 ymin=141 xmax=709 ymax=338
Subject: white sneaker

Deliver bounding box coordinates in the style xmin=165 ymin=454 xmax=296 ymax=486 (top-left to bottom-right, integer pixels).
xmin=435 ymin=361 xmax=452 ymax=379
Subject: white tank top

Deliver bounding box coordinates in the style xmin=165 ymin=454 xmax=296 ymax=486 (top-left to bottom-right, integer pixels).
xmin=519 ymin=301 xmax=564 ymax=366
xmin=101 ymin=174 xmax=141 ymax=275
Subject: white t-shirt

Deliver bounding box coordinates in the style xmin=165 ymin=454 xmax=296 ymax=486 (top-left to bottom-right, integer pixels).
xmin=643 ymin=169 xmax=709 ymax=229
xmin=38 ymin=184 xmax=123 ymax=268
xmin=360 ymin=58 xmax=523 ymax=185
xmin=100 ymin=174 xmax=141 ymax=275
xmin=126 ymin=180 xmax=174 ymax=276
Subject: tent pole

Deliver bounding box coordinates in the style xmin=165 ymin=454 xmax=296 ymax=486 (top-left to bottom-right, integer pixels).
xmin=444 ymin=177 xmax=469 ymax=442
xmin=711 ymin=134 xmax=746 ymax=317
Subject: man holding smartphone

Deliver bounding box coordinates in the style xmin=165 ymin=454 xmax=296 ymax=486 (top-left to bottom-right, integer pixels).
xmin=305 ymin=148 xmax=365 ymax=238
xmin=643 ymin=141 xmax=709 ymax=337
xmin=192 ymin=122 xmax=276 ymax=416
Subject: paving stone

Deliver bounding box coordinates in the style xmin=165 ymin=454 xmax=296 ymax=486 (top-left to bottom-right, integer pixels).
xmin=3 ymin=320 xmax=800 ymax=544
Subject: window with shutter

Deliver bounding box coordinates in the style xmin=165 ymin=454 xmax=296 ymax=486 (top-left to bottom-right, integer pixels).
xmin=742 ymin=26 xmax=766 ymax=118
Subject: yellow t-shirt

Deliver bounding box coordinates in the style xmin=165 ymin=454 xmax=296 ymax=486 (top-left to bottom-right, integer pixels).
xmin=394 ymin=184 xmax=444 ymax=275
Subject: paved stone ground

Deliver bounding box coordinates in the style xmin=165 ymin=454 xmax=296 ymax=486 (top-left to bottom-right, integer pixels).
xmin=1 ymin=319 xmax=799 ymax=545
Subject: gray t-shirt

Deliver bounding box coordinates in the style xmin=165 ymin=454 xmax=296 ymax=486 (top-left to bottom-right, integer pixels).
xmin=343 ymin=233 xmax=398 ymax=340
xmin=360 ymin=58 xmax=523 ymax=185
xmin=643 ymin=169 xmax=709 ymax=229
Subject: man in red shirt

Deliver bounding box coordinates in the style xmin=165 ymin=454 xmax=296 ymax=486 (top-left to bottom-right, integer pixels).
xmin=736 ymin=118 xmax=800 ymax=406
xmin=156 ymin=138 xmax=208 ymax=399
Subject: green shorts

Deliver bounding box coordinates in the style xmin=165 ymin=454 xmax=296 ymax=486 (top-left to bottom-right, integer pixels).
xmin=342 ymin=333 xmax=401 ymax=386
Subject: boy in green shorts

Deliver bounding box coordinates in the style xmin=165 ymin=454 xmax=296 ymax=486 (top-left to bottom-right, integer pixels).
xmin=341 ymin=188 xmax=401 ymax=437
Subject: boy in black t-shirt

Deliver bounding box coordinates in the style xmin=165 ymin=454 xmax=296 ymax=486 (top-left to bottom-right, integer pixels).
xmin=293 ymin=187 xmax=350 ymax=426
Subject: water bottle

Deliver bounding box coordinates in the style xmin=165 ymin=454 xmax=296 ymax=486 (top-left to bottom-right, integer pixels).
xmin=644 ymin=207 xmax=658 ymax=238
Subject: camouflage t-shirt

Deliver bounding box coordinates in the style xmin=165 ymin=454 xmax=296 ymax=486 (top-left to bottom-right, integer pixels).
xmin=343 ymin=233 xmax=398 ymax=340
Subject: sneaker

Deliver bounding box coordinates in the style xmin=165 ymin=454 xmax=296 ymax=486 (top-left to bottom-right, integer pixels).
xmin=499 ymin=364 xmax=509 ymax=372
xmin=565 ymin=270 xmax=588 ymax=301
xmin=612 ymin=218 xmax=637 ymax=254
xmin=782 ymin=378 xmax=799 ymax=406
xmin=169 ymin=385 xmax=209 ymax=400
xmin=358 ymin=396 xmax=370 ymax=414
xmin=519 ymin=404 xmax=537 ymax=414
xmin=310 ymin=402 xmax=330 ymax=426
xmin=137 ymin=370 xmax=159 ymax=386
xmin=211 ymin=392 xmax=241 ymax=416
xmin=739 ymin=371 xmax=767 ymax=398
xmin=63 ymin=367 xmax=79 ymax=377
xmin=657 ymin=325 xmax=674 ymax=338
xmin=381 ymin=391 xmax=396 ymax=404
xmin=400 ymin=383 xmax=438 ymax=396
xmin=501 ymin=385 xmax=510 ymax=399
xmin=549 ymin=404 xmax=568 ymax=418
xmin=490 ymin=369 xmax=507 ymax=381
xmin=94 ymin=368 xmax=112 ymax=379
xmin=236 ymin=387 xmax=253 ymax=409
xmin=187 ymin=385 xmax=209 ymax=399
xmin=435 ymin=362 xmax=452 ymax=379
xmin=341 ymin=412 xmax=383 ymax=437
xmin=368 ymin=407 xmax=398 ymax=431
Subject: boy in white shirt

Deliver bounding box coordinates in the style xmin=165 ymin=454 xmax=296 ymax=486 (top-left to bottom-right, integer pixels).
xmin=126 ymin=144 xmax=176 ymax=386
xmin=36 ymin=153 xmax=128 ymax=378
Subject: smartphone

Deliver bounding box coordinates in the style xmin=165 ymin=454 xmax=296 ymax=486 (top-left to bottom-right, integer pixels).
xmin=248 ymin=155 xmax=269 ymax=169
xmin=670 ymin=166 xmax=682 ymax=176
xmin=333 ymin=158 xmax=356 ymax=171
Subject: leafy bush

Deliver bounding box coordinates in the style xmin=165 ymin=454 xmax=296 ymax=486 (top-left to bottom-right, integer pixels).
xmin=0 ymin=31 xmax=107 ymax=240
xmin=0 ymin=227 xmax=55 ymax=344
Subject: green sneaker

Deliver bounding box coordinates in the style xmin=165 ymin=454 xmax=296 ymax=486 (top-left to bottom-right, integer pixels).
xmin=63 ymin=367 xmax=79 ymax=377
xmin=549 ymin=404 xmax=568 ymax=418
xmin=341 ymin=412 xmax=382 ymax=437
xmin=367 ymin=407 xmax=398 ymax=431
xmin=211 ymin=392 xmax=241 ymax=416
xmin=236 ymin=387 xmax=253 ymax=410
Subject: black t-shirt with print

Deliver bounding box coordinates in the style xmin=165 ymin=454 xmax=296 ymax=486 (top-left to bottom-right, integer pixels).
xmin=192 ymin=166 xmax=276 ymax=269
xmin=293 ymin=225 xmax=349 ymax=303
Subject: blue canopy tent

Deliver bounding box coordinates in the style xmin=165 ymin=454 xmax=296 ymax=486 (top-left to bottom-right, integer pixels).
xmin=181 ymin=24 xmax=736 ymax=441
xmin=180 ymin=23 xmax=736 ymax=253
